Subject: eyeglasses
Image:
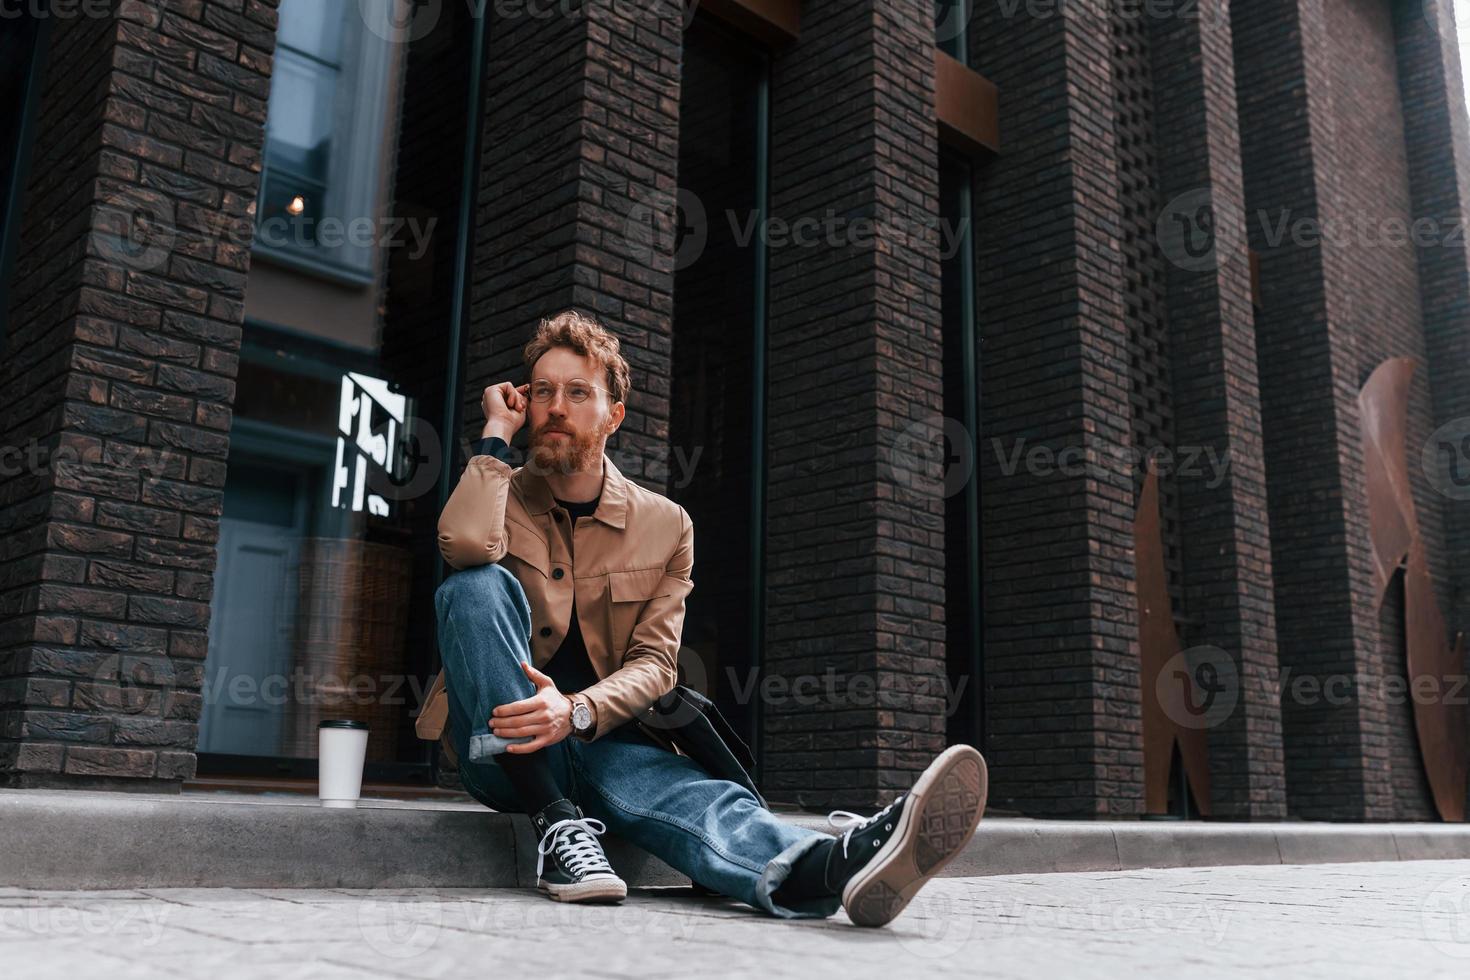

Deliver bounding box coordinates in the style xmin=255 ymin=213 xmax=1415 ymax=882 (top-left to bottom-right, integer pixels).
xmin=527 ymin=378 xmax=612 ymax=405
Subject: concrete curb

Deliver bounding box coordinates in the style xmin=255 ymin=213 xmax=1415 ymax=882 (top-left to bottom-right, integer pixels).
xmin=5 ymin=787 xmax=1470 ymax=890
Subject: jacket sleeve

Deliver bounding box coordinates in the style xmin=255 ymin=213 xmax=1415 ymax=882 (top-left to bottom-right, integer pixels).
xmin=436 ymin=438 xmax=516 ymax=570
xmin=578 ymin=505 xmax=694 ymax=740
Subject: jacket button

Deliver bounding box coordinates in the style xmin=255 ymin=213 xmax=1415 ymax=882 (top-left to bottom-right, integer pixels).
xmin=552 ymin=567 xmax=564 ymax=579
xmin=539 ymin=626 xmax=552 ymax=637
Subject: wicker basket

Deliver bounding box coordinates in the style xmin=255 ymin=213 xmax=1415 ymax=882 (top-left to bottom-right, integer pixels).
xmin=281 ymin=537 xmax=413 ymax=762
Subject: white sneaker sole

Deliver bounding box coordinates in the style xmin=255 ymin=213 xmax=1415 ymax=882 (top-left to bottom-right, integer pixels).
xmin=538 ymin=875 xmax=628 ymax=903
xmin=840 ymin=744 xmax=988 ymax=928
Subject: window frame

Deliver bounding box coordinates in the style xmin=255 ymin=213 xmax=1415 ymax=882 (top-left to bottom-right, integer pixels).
xmin=252 ymin=0 xmax=402 ymax=286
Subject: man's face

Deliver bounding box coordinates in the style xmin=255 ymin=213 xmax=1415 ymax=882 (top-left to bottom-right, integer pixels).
xmin=526 ymin=347 xmax=623 ymax=475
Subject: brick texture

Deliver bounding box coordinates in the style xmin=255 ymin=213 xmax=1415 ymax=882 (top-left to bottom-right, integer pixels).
xmin=1148 ymin=0 xmax=1287 ymax=818
xmin=0 ymin=0 xmax=278 ymax=790
xmin=461 ymin=0 xmax=682 ymax=487
xmin=1395 ymin=0 xmax=1470 ymax=822
xmin=1234 ymin=0 xmax=1394 ymax=820
xmin=968 ymin=0 xmax=1143 ymax=818
xmin=762 ymin=0 xmax=947 ymax=811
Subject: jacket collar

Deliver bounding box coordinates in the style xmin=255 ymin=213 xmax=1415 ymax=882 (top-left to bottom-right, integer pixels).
xmin=519 ymin=451 xmax=629 ymax=530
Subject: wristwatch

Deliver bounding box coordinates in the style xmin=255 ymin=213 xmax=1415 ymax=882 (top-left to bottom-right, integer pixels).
xmin=568 ymin=694 xmax=594 ymax=739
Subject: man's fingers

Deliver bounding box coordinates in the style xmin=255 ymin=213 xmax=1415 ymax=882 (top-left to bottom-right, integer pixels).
xmin=492 ymin=695 xmax=540 ymax=717
xmin=506 ymin=734 xmax=553 ymax=754
xmin=492 ymin=723 xmax=544 ymax=738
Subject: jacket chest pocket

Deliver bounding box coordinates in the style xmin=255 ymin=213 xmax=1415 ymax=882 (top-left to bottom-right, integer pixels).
xmin=607 ymin=566 xmax=672 ymax=657
xmin=505 ymin=523 xmax=550 ymax=578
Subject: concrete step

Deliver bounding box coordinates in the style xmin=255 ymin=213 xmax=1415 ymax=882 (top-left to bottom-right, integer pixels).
xmin=5 ymin=786 xmax=1470 ymax=890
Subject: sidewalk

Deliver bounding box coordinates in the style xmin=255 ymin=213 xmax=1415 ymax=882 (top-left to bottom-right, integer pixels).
xmin=5 ymin=861 xmax=1470 ymax=978
xmin=7 ymin=785 xmax=1470 ymax=889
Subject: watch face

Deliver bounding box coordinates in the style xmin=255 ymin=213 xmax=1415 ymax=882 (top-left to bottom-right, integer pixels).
xmin=573 ymin=700 xmax=591 ymax=731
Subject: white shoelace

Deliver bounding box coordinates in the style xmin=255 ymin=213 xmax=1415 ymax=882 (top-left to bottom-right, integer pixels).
xmin=826 ymin=794 xmax=904 ymax=859
xmin=536 ymin=816 xmax=614 ymax=880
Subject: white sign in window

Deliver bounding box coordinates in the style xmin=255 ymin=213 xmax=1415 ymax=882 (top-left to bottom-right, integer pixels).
xmin=333 ymin=372 xmax=407 ymax=516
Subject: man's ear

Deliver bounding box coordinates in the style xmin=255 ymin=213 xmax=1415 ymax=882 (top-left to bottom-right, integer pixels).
xmin=605 ymin=401 xmax=625 ymax=435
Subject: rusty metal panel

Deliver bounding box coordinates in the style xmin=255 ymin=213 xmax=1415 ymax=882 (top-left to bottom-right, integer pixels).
xmin=1358 ymin=357 xmax=1418 ymax=608
xmin=1135 ymin=464 xmax=1212 ymax=817
xmin=1358 ymin=357 xmax=1468 ymax=822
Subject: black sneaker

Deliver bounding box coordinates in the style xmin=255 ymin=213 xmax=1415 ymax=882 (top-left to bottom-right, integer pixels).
xmin=824 ymin=744 xmax=988 ymax=927
xmin=531 ymin=800 xmax=627 ymax=903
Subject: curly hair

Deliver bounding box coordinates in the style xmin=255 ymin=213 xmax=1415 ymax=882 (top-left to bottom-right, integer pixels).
xmin=521 ymin=309 xmax=631 ymax=405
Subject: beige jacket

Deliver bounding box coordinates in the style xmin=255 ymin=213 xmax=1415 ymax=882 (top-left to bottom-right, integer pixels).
xmin=414 ymin=446 xmax=694 ymax=764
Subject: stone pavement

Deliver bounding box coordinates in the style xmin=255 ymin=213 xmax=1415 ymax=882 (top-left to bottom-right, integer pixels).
xmin=5 ymin=860 xmax=1470 ymax=979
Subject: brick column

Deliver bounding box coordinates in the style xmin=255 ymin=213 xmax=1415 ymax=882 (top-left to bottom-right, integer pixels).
xmin=1233 ymin=0 xmax=1393 ymax=820
xmin=967 ymin=1 xmax=1142 ymax=818
xmin=1148 ymin=0 xmax=1286 ymax=818
xmin=462 ymin=0 xmax=682 ymax=486
xmin=762 ymin=0 xmax=946 ymax=811
xmin=1396 ymin=1 xmax=1470 ymax=695
xmin=0 ymin=0 xmax=277 ymax=790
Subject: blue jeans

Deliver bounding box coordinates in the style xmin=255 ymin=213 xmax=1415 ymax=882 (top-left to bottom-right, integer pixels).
xmin=434 ymin=562 xmax=840 ymax=919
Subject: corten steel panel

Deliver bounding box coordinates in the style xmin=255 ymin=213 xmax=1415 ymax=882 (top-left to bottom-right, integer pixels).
xmin=699 ymin=0 xmax=800 ymax=44
xmin=935 ymin=51 xmax=999 ymax=155
xmin=1134 ymin=465 xmax=1213 ymax=817
xmin=1358 ymin=357 xmax=1468 ymax=822
xmin=1359 ymin=358 xmax=1418 ymax=607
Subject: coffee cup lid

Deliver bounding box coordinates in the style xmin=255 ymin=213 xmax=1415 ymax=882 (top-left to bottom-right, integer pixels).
xmin=318 ymin=719 xmax=369 ymax=730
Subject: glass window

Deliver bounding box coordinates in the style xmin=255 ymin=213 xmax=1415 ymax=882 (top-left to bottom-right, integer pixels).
xmin=939 ymin=148 xmax=983 ymax=751
xmin=0 ymin=12 xmax=47 ymax=347
xmin=671 ymin=17 xmax=768 ymax=747
xmin=936 ymin=0 xmax=968 ymax=64
xmin=254 ymin=0 xmax=395 ymax=281
xmin=199 ymin=0 xmax=478 ymax=781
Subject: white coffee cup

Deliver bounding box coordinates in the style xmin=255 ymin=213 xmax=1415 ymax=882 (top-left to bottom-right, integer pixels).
xmin=318 ymin=720 xmax=370 ymax=808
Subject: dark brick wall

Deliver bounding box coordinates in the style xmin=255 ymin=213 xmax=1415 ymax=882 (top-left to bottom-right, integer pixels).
xmin=1395 ymin=0 xmax=1470 ymax=822
xmin=762 ymin=0 xmax=946 ymax=811
xmin=462 ymin=0 xmax=682 ymax=485
xmin=1148 ymin=0 xmax=1287 ymax=818
xmin=0 ymin=0 xmax=277 ymax=790
xmin=1234 ymin=0 xmax=1395 ymax=820
xmin=1322 ymin=0 xmax=1442 ymax=821
xmin=968 ymin=0 xmax=1143 ymax=818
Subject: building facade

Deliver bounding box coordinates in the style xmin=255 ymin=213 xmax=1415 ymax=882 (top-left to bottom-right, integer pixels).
xmin=1 ymin=0 xmax=1468 ymax=821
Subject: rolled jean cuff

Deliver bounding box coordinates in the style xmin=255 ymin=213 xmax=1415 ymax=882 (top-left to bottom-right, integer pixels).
xmin=468 ymin=731 xmax=534 ymax=762
xmin=754 ymin=833 xmax=842 ymax=919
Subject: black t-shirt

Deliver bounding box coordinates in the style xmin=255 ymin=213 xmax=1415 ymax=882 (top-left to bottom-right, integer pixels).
xmin=471 ymin=436 xmax=600 ymax=694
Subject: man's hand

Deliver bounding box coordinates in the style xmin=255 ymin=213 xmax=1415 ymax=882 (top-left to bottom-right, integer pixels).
xmin=491 ymin=662 xmax=573 ymax=753
xmin=481 ymin=381 xmax=530 ymax=443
